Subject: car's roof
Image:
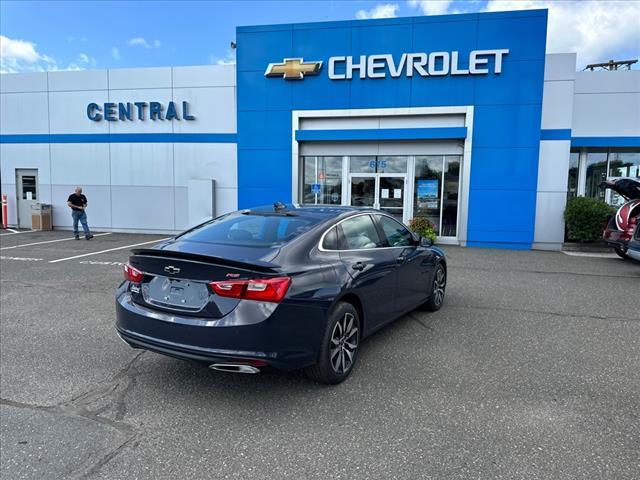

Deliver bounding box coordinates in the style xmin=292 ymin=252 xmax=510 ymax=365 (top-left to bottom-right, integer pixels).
xmin=244 ymin=203 xmax=377 ymax=220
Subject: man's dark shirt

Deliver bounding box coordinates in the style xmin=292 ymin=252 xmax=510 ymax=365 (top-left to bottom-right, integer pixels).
xmin=68 ymin=193 xmax=87 ymax=212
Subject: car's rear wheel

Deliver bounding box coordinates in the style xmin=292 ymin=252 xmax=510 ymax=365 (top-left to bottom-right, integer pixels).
xmin=614 ymin=247 xmax=628 ymax=259
xmin=423 ymin=263 xmax=446 ymax=311
xmin=305 ymin=302 xmax=360 ymax=385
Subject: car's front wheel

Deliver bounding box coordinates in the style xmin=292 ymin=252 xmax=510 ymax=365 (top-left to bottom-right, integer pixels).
xmin=305 ymin=302 xmax=360 ymax=385
xmin=423 ymin=263 xmax=446 ymax=311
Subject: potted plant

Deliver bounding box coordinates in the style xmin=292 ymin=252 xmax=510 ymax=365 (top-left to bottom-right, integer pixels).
xmin=408 ymin=217 xmax=437 ymax=244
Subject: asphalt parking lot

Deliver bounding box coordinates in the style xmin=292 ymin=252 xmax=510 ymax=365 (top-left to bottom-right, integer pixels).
xmin=1 ymin=230 xmax=639 ymax=479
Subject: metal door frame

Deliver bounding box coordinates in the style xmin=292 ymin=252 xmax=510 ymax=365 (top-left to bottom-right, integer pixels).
xmin=346 ymin=172 xmax=408 ymax=223
xmin=15 ymin=168 xmax=38 ymax=228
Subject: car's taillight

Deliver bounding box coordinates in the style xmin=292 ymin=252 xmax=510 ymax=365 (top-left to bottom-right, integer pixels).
xmin=209 ymin=277 xmax=291 ymax=303
xmin=123 ymin=262 xmax=144 ymax=283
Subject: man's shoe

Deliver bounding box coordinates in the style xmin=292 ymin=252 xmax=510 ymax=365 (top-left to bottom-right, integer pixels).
xmin=85 ymin=234 xmax=94 ymax=240
xmin=75 ymin=235 xmax=80 ymax=240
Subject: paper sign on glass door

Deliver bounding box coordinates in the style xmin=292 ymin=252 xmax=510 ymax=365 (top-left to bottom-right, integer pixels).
xmin=381 ymin=189 xmax=390 ymax=199
xmin=393 ymin=189 xmax=402 ymax=199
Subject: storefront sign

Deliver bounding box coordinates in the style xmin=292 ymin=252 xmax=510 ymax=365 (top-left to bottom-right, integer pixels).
xmin=87 ymin=101 xmax=195 ymax=121
xmin=265 ymin=49 xmax=509 ymax=81
xmin=329 ymin=50 xmax=509 ymax=80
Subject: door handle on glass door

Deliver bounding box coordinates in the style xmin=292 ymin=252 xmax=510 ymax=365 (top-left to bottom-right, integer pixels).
xmin=351 ymin=262 xmax=366 ymax=271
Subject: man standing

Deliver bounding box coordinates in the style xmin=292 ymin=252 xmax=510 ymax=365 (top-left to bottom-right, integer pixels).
xmin=67 ymin=187 xmax=94 ymax=240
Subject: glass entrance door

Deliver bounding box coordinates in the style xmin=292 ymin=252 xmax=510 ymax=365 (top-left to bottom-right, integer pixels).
xmin=348 ymin=174 xmax=407 ymax=222
xmin=378 ymin=176 xmax=405 ymax=221
xmin=350 ymin=176 xmax=376 ymax=208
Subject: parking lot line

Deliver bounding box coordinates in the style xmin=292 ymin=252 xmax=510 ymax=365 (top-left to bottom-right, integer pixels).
xmin=48 ymin=238 xmax=171 ymax=263
xmin=0 ymin=232 xmax=111 ymax=250
xmin=0 ymin=229 xmax=35 ymax=236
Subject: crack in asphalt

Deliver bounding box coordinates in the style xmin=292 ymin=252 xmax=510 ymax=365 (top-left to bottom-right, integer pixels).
xmin=0 ymin=350 xmax=146 ymax=479
xmin=407 ymin=312 xmax=436 ymax=332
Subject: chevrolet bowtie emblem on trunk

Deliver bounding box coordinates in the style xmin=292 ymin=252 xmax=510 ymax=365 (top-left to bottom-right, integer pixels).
xmin=264 ymin=58 xmax=323 ymax=80
xmin=164 ymin=265 xmax=180 ymax=275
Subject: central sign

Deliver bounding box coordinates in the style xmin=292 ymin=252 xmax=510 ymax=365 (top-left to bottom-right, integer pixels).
xmin=265 ymin=49 xmax=509 ymax=81
xmin=87 ymin=101 xmax=195 ymax=122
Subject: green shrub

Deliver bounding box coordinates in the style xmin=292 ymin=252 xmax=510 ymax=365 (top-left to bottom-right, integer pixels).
xmin=564 ymin=196 xmax=614 ymax=242
xmin=408 ymin=217 xmax=437 ymax=243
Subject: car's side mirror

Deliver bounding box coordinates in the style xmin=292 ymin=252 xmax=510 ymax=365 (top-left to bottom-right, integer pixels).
xmin=419 ymin=236 xmax=433 ymax=247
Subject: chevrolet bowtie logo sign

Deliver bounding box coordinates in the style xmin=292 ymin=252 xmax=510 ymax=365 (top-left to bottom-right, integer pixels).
xmin=264 ymin=58 xmax=323 ymax=80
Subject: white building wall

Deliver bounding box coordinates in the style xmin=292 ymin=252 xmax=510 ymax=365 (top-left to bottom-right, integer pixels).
xmin=534 ymin=53 xmax=576 ymax=251
xmin=572 ymin=70 xmax=640 ymax=138
xmin=0 ymin=65 xmax=237 ymax=232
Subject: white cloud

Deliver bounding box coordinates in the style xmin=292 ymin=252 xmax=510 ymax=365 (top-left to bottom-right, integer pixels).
xmin=78 ymin=52 xmax=96 ymax=66
xmin=407 ymin=0 xmax=453 ymax=16
xmin=0 ymin=35 xmax=56 ymax=73
xmin=356 ymin=3 xmax=399 ymax=19
xmin=128 ymin=37 xmax=151 ymax=48
xmin=111 ymin=47 xmax=120 ymax=60
xmin=484 ymin=1 xmax=640 ymax=67
xmin=127 ymin=37 xmax=161 ymax=49
xmin=211 ymin=49 xmax=236 ymax=65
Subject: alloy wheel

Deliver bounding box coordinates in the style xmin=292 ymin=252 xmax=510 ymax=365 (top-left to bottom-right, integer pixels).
xmin=330 ymin=312 xmax=359 ymax=374
xmin=433 ymin=265 xmax=446 ymax=306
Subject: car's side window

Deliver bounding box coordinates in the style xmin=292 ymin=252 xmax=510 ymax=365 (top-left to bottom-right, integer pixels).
xmin=377 ymin=215 xmax=415 ymax=247
xmin=322 ymin=226 xmax=338 ymax=250
xmin=339 ymin=215 xmax=383 ymax=250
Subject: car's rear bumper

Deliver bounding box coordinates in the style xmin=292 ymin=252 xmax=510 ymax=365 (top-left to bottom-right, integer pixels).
xmin=115 ymin=289 xmax=327 ymax=371
xmin=603 ymin=230 xmax=629 ymax=250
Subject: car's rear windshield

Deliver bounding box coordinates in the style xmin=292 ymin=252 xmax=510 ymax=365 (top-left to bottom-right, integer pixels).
xmin=177 ymin=213 xmax=321 ymax=247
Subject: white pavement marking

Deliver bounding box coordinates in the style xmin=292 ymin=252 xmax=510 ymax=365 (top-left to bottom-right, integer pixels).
xmin=79 ymin=260 xmax=124 ymax=266
xmin=562 ymin=251 xmax=619 ymax=258
xmin=0 ymin=232 xmax=111 ymax=250
xmin=0 ymin=255 xmax=43 ymax=261
xmin=0 ymin=229 xmax=35 ymax=236
xmin=49 ymin=238 xmax=170 ymax=264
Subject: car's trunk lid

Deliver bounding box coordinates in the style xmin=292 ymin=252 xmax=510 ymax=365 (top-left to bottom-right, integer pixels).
xmin=600 ymin=178 xmax=640 ymax=201
xmin=127 ymin=247 xmax=281 ymax=318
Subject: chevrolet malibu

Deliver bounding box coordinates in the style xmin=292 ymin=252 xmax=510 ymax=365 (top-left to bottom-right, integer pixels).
xmin=115 ymin=204 xmax=447 ymax=384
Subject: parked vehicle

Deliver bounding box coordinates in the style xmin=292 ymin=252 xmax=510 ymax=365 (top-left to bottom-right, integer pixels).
xmin=115 ymin=204 xmax=446 ymax=384
xmin=600 ymin=178 xmax=640 ymax=259
xmin=626 ymin=223 xmax=640 ymax=262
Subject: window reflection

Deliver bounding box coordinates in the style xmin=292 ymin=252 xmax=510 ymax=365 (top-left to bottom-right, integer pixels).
xmin=302 ymin=156 xmax=343 ymax=205
xmin=585 ymin=152 xmax=607 ymax=201
xmin=567 ymin=152 xmax=579 ymax=200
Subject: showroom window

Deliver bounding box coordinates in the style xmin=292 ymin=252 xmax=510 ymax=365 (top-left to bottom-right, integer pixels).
xmin=568 ymin=149 xmax=640 ymax=206
xmin=567 ymin=152 xmax=579 ymax=199
xmin=301 ymin=156 xmax=343 ymax=205
xmin=414 ymin=156 xmax=461 ymax=237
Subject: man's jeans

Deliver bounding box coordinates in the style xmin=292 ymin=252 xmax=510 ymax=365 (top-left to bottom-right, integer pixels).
xmin=72 ymin=210 xmax=90 ymax=237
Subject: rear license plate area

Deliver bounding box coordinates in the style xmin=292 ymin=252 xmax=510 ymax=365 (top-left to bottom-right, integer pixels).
xmin=142 ymin=276 xmax=210 ymax=311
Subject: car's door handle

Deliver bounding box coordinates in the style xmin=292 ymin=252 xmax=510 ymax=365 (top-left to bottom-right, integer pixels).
xmin=351 ymin=262 xmax=366 ymax=271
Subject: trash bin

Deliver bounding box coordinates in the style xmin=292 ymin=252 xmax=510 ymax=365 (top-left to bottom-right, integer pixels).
xmin=31 ymin=203 xmax=52 ymax=231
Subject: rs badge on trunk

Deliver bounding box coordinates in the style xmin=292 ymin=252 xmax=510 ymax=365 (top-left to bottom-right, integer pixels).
xmin=164 ymin=265 xmax=181 ymax=275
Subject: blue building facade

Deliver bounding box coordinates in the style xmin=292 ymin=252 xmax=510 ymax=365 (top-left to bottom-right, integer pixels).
xmin=236 ymin=9 xmax=548 ymax=249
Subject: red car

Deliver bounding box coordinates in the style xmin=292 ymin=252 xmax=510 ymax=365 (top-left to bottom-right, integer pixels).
xmin=600 ymin=178 xmax=640 ymax=259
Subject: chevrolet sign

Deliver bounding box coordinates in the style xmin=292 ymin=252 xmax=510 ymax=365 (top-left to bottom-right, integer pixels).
xmin=266 ymin=49 xmax=509 ymax=81
xmin=329 ymin=50 xmax=509 ymax=79
xmin=265 ymin=58 xmax=323 ymax=80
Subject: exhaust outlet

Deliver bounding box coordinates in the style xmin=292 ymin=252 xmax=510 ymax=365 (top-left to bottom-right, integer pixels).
xmin=209 ymin=363 xmax=260 ymax=374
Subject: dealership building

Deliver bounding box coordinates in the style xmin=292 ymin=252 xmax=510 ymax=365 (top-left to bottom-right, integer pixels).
xmin=1 ymin=8 xmax=639 ymax=249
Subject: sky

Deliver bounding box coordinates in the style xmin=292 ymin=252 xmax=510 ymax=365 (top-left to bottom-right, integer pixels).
xmin=1 ymin=0 xmax=639 ymax=74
